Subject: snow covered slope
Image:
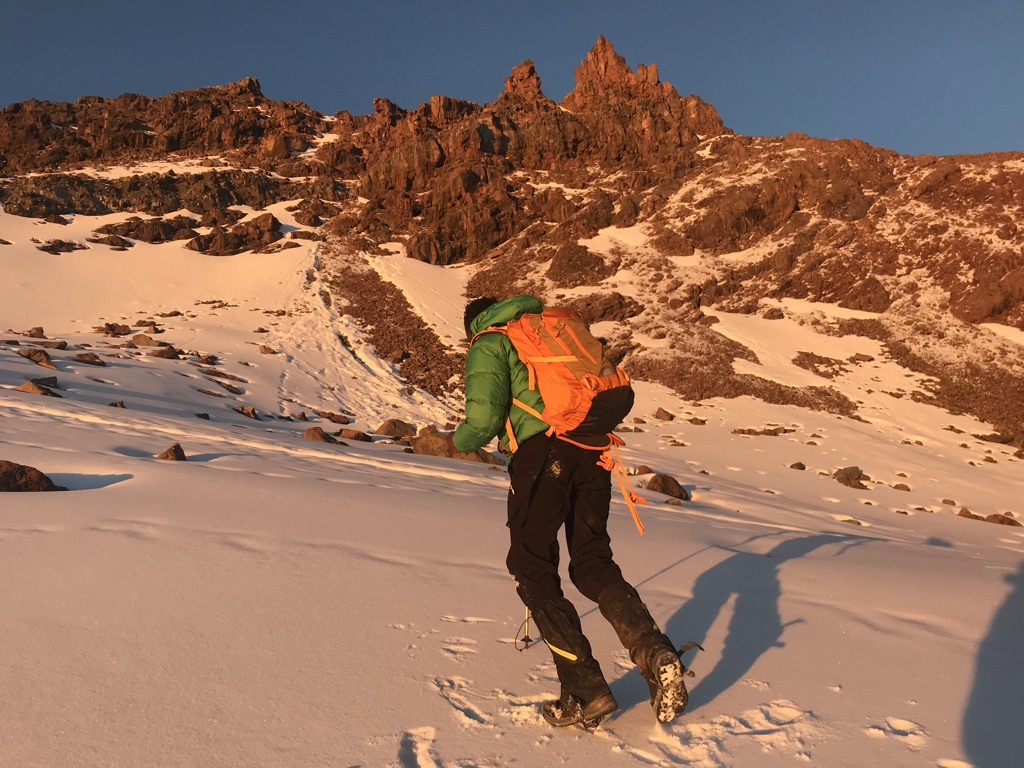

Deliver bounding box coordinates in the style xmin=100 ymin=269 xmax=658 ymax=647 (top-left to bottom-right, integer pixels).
xmin=2 ymin=205 xmax=1022 ymax=767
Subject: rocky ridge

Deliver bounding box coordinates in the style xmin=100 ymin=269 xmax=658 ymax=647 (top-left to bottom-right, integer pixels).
xmin=2 ymin=37 xmax=1023 ymax=444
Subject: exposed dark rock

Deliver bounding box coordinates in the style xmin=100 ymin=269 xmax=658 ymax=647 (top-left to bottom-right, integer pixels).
xmin=95 ymin=322 xmax=132 ymax=337
xmin=0 ymin=459 xmax=66 ymax=491
xmin=733 ymin=426 xmax=796 ymax=436
xmin=0 ymin=77 xmax=327 ymax=175
xmin=36 ymin=239 xmax=87 ymax=254
xmin=833 ymin=466 xmax=869 ymax=490
xmin=570 ymin=292 xmax=644 ymax=324
xmin=318 ymin=410 xmax=351 ymax=425
xmin=546 ymin=243 xmax=614 ymax=288
xmin=95 ymin=215 xmax=199 ymax=243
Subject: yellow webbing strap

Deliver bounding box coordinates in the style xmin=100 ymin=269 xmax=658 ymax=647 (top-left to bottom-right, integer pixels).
xmin=544 ymin=640 xmax=579 ymax=662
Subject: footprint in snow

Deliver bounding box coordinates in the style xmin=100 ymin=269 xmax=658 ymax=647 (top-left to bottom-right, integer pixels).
xmin=397 ymin=726 xmax=442 ymax=768
xmin=441 ymin=637 xmax=478 ymax=660
xmin=440 ymin=615 xmax=495 ymax=624
xmin=864 ymin=716 xmax=929 ymax=749
xmin=432 ymin=677 xmax=492 ymax=727
xmin=433 ymin=676 xmax=550 ymax=730
xmin=620 ymin=699 xmax=818 ymax=766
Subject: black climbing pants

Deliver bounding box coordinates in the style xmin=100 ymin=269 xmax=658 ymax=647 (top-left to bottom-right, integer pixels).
xmin=505 ymin=433 xmax=628 ymax=615
xmin=505 ymin=433 xmax=675 ymax=703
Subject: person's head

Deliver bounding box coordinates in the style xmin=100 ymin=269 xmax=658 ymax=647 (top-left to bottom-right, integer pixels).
xmin=464 ymin=296 xmax=498 ymax=340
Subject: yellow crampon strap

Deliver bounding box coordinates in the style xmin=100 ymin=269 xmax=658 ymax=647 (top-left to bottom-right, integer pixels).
xmin=598 ymin=436 xmax=647 ymax=536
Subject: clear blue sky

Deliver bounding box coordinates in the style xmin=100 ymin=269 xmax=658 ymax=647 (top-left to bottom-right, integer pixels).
xmin=2 ymin=0 xmax=1021 ymax=156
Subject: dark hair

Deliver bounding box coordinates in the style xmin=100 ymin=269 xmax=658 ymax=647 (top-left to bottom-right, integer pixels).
xmin=464 ymin=296 xmax=498 ymax=339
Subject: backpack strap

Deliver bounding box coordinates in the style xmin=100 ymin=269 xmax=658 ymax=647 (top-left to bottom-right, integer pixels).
xmin=597 ymin=435 xmax=647 ymax=536
xmin=549 ymin=432 xmax=647 ymax=537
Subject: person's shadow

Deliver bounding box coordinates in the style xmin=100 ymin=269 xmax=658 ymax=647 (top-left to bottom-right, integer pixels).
xmin=963 ymin=559 xmax=1024 ymax=767
xmin=611 ymin=532 xmax=871 ymax=711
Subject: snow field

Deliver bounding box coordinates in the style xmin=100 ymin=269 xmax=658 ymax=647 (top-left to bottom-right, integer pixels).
xmin=2 ymin=204 xmax=1023 ymax=766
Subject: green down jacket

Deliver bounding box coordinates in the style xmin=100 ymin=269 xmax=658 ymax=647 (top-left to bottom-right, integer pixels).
xmin=451 ymin=295 xmax=550 ymax=455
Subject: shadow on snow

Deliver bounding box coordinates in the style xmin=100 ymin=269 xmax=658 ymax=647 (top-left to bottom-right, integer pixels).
xmin=963 ymin=559 xmax=1024 ymax=768
xmin=612 ymin=532 xmax=875 ymax=713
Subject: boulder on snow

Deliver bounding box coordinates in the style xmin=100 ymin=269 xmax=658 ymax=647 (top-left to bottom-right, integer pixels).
xmin=0 ymin=459 xmax=66 ymax=491
xmin=234 ymin=405 xmax=260 ymax=420
xmin=376 ymin=418 xmax=417 ymax=439
xmin=411 ymin=433 xmax=504 ymax=465
xmin=958 ymin=507 xmax=985 ymax=521
xmin=833 ymin=466 xmax=869 ymax=490
xmin=16 ymin=348 xmax=58 ymax=369
xmin=985 ymin=513 xmax=1022 ymax=527
xmin=73 ymin=352 xmax=106 ymax=366
xmin=302 ymin=426 xmax=340 ymax=444
xmin=149 ymin=345 xmax=180 ymax=359
xmin=318 ymin=410 xmax=352 ymax=425
xmin=155 ymin=443 xmax=187 ymax=461
xmin=645 ymin=473 xmax=690 ymax=500
xmin=15 ymin=380 xmax=62 ymax=397
xmin=337 ymin=428 xmax=373 ymax=442
xmin=132 ymin=333 xmax=160 ymax=347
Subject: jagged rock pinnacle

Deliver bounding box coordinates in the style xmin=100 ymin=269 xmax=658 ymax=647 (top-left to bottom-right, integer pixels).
xmin=562 ymin=35 xmax=675 ymax=110
xmin=492 ymin=59 xmax=555 ymax=112
xmin=504 ymin=60 xmax=545 ymax=100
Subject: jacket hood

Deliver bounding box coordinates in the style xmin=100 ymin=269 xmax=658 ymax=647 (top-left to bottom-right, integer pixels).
xmin=470 ymin=295 xmax=543 ymax=336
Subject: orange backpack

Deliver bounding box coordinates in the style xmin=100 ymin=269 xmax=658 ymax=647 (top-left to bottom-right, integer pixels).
xmin=492 ymin=307 xmax=633 ymax=438
xmin=479 ymin=307 xmax=647 ymax=534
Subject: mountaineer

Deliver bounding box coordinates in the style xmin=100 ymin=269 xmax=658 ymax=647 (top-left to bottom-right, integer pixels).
xmin=447 ymin=294 xmax=689 ymax=728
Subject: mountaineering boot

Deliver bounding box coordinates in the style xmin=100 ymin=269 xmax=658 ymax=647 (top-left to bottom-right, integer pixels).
xmin=532 ymin=597 xmax=619 ymax=728
xmin=541 ymin=690 xmax=619 ymax=729
xmin=598 ymin=582 xmax=690 ymax=723
xmin=648 ymin=645 xmax=689 ymax=723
